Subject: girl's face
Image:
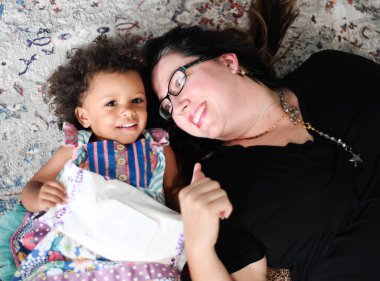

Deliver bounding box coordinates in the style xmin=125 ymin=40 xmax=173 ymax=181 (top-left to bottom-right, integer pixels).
xmin=152 ymin=53 xmax=248 ymax=141
xmin=75 ymin=71 xmax=147 ymax=145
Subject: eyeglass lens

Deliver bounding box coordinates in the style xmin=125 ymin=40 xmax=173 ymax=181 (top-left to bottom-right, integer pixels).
xmin=159 ymin=98 xmax=173 ymax=119
xmin=168 ymin=70 xmax=186 ymax=95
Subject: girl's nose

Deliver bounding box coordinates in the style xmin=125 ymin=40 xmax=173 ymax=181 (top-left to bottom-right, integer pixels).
xmin=120 ymin=106 xmax=136 ymax=117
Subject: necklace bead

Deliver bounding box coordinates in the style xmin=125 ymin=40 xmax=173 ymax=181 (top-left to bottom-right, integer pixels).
xmin=278 ymin=88 xmax=363 ymax=167
xmin=242 ymin=112 xmax=287 ymax=140
xmin=234 ymin=88 xmax=362 ymax=167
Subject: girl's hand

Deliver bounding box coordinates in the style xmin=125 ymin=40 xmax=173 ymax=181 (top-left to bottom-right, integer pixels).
xmin=36 ymin=180 xmax=67 ymax=211
xmin=179 ymin=163 xmax=233 ymax=252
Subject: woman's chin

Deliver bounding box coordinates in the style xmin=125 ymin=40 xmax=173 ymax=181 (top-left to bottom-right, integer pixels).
xmin=201 ymin=126 xmax=223 ymax=140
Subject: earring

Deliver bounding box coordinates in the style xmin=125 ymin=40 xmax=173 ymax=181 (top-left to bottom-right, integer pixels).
xmin=237 ymin=69 xmax=246 ymax=76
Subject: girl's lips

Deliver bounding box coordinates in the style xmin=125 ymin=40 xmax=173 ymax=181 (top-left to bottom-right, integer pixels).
xmin=190 ymin=102 xmax=207 ymax=127
xmin=117 ymin=123 xmax=138 ymax=129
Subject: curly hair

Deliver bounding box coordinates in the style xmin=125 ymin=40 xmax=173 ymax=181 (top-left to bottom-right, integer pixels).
xmin=47 ymin=35 xmax=146 ymax=130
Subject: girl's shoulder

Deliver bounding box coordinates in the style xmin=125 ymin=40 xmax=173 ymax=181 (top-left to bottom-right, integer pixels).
xmin=62 ymin=122 xmax=92 ymax=147
xmin=145 ymin=128 xmax=169 ymax=145
xmin=53 ymin=145 xmax=76 ymax=159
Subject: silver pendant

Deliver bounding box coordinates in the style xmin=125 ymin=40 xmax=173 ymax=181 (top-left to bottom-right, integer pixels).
xmin=278 ymin=88 xmax=363 ymax=167
xmin=349 ymin=153 xmax=363 ymax=167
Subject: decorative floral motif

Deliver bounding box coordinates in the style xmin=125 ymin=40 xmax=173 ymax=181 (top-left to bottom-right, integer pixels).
xmin=63 ymin=122 xmax=80 ymax=146
xmin=21 ymin=232 xmax=39 ymax=251
xmin=69 ymin=259 xmax=96 ymax=272
xmin=47 ymin=251 xmax=65 ymax=262
xmin=148 ymin=128 xmax=170 ymax=154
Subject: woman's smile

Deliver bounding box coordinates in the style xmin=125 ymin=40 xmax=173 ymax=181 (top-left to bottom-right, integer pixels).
xmin=190 ymin=102 xmax=207 ymax=127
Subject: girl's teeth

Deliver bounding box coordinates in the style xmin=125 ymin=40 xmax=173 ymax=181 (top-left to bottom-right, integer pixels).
xmin=120 ymin=124 xmax=134 ymax=128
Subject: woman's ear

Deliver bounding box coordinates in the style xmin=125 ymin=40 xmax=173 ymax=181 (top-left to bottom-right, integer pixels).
xmin=219 ymin=53 xmax=239 ymax=74
xmin=75 ymin=107 xmax=91 ymax=128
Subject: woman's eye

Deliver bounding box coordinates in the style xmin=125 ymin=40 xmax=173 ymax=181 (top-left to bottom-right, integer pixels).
xmin=175 ymin=75 xmax=186 ymax=89
xmin=132 ymin=98 xmax=144 ymax=104
xmin=169 ymin=71 xmax=186 ymax=93
xmin=105 ymin=100 xmax=116 ymax=107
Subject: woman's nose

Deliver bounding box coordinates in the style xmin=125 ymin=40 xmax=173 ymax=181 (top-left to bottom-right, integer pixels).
xmin=171 ymin=95 xmax=190 ymax=116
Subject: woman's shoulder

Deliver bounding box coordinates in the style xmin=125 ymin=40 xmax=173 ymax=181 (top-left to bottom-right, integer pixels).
xmin=296 ymin=49 xmax=378 ymax=73
xmin=307 ymin=49 xmax=352 ymax=60
xmin=283 ymin=49 xmax=379 ymax=86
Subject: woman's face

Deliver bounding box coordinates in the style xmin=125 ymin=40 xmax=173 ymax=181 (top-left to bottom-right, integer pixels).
xmin=152 ymin=53 xmax=246 ymax=140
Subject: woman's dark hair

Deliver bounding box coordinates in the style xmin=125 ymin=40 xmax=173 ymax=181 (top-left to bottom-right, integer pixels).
xmin=47 ymin=35 xmax=160 ymax=130
xmin=145 ymin=0 xmax=299 ymax=184
xmin=146 ymin=0 xmax=299 ymax=88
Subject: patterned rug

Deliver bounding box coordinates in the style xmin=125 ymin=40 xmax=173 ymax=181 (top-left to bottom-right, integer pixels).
xmin=0 ymin=1 xmax=379 ymax=279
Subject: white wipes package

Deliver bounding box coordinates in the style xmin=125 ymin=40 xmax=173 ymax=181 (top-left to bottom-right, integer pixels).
xmin=40 ymin=160 xmax=186 ymax=270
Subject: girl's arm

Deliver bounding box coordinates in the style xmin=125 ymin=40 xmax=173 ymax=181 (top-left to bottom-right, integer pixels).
xmin=22 ymin=146 xmax=73 ymax=212
xmin=162 ymin=145 xmax=181 ymax=211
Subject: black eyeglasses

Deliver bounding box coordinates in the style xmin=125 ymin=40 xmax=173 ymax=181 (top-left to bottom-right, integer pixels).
xmin=159 ymin=56 xmax=214 ymax=120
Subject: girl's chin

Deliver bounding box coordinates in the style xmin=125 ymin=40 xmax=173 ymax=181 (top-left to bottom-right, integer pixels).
xmin=115 ymin=134 xmax=142 ymax=145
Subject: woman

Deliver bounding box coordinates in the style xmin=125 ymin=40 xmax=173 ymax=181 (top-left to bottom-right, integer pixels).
xmin=145 ymin=1 xmax=380 ymax=280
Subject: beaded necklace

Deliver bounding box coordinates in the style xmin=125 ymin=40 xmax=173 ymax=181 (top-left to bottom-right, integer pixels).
xmin=241 ymin=112 xmax=287 ymax=140
xmin=278 ymin=88 xmax=363 ymax=167
xmin=237 ymin=88 xmax=363 ymax=167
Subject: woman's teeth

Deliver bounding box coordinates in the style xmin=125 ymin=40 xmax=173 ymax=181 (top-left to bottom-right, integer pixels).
xmin=193 ymin=104 xmax=206 ymax=125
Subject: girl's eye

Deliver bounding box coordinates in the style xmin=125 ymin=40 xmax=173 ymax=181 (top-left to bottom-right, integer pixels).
xmin=105 ymin=100 xmax=116 ymax=107
xmin=132 ymin=98 xmax=144 ymax=104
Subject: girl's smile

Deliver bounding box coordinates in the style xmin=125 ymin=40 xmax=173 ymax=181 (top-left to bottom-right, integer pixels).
xmin=75 ymin=71 xmax=148 ymax=144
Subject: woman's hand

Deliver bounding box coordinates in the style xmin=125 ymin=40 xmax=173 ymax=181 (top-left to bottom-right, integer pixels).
xmin=179 ymin=163 xmax=234 ymax=281
xmin=179 ymin=163 xmax=233 ymax=251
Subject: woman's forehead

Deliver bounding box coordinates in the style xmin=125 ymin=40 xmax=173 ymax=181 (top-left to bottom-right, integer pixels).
xmin=158 ymin=53 xmax=196 ymax=71
xmin=152 ymin=53 xmax=193 ymax=89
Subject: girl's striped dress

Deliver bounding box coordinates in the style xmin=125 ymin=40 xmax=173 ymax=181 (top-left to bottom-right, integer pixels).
xmin=64 ymin=122 xmax=169 ymax=204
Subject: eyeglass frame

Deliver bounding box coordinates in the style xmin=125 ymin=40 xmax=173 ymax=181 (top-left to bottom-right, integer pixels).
xmin=158 ymin=56 xmax=214 ymax=120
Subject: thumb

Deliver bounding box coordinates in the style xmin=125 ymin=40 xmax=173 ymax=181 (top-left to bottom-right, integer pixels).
xmin=191 ymin=162 xmax=206 ymax=184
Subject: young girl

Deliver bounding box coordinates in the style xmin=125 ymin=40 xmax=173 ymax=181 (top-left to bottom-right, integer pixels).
xmin=1 ymin=36 xmax=183 ymax=281
xmin=22 ymin=37 xmax=179 ymax=212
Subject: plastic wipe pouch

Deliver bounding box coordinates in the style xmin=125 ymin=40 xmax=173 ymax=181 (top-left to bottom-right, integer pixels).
xmin=40 ymin=160 xmax=186 ymax=270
